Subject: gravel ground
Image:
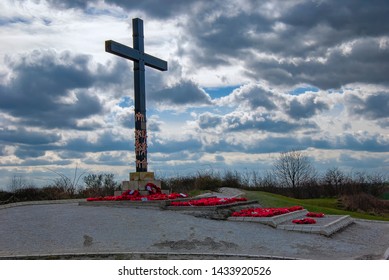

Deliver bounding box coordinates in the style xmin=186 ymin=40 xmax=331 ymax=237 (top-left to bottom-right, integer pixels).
xmin=0 ymin=202 xmax=388 ymax=259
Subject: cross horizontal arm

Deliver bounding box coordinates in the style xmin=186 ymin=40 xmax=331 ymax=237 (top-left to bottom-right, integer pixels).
xmin=143 ymin=53 xmax=168 ymax=71
xmin=105 ymin=40 xmax=140 ymax=61
xmin=105 ymin=40 xmax=168 ymax=71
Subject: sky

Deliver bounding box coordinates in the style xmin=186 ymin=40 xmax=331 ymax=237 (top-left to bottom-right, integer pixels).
xmin=0 ymin=0 xmax=388 ymax=188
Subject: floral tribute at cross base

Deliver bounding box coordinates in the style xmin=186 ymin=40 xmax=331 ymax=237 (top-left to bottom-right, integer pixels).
xmin=169 ymin=197 xmax=247 ymax=207
xmin=231 ymin=206 xmax=304 ymax=218
xmin=86 ymin=189 xmax=188 ymax=202
xmin=306 ymin=212 xmax=325 ymax=217
xmin=292 ymin=218 xmax=317 ymax=224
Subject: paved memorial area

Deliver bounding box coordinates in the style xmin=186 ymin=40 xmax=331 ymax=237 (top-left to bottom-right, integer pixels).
xmin=1 ymin=201 xmax=388 ymax=259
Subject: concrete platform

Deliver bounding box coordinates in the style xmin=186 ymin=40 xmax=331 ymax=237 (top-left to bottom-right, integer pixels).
xmin=228 ymin=209 xmax=354 ymax=236
xmin=78 ymin=196 xmax=210 ymax=209
xmin=1 ymin=202 xmax=388 ymax=259
xmin=164 ymin=200 xmax=259 ymax=211
xmin=79 ymin=200 xmax=166 ymax=209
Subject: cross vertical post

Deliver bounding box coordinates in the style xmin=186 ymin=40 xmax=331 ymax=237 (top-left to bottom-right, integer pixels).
xmin=133 ymin=19 xmax=147 ymax=172
xmin=105 ymin=18 xmax=168 ymax=172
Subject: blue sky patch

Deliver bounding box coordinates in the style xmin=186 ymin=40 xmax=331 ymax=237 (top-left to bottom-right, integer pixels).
xmin=118 ymin=96 xmax=133 ymax=108
xmin=203 ymin=85 xmax=241 ymax=99
xmin=289 ymin=86 xmax=320 ymax=95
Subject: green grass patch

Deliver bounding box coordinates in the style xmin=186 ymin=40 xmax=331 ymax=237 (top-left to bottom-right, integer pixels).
xmin=244 ymin=190 xmax=389 ymax=221
xmin=188 ymin=189 xmax=214 ymax=197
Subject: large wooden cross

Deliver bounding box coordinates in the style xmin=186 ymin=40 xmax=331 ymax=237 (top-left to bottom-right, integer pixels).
xmin=105 ymin=18 xmax=168 ymax=172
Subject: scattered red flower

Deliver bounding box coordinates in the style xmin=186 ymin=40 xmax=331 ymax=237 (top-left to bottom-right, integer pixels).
xmin=170 ymin=197 xmax=247 ymax=207
xmin=86 ymin=190 xmax=188 ymax=202
xmin=292 ymin=218 xmax=316 ymax=224
xmin=231 ymin=206 xmax=304 ymax=217
xmin=306 ymin=212 xmax=325 ymax=218
xmin=145 ymin=182 xmax=161 ymax=194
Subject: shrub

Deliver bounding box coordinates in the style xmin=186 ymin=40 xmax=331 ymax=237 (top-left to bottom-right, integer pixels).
xmin=339 ymin=193 xmax=389 ymax=215
xmin=14 ymin=187 xmax=42 ymax=202
xmin=82 ymin=173 xmax=120 ymax=197
xmin=0 ymin=190 xmax=14 ymax=204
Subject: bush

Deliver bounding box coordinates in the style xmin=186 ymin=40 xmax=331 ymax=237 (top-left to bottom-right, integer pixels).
xmin=0 ymin=190 xmax=14 ymax=204
xmin=339 ymin=193 xmax=389 ymax=215
xmin=82 ymin=173 xmax=120 ymax=197
xmin=40 ymin=186 xmax=69 ymax=200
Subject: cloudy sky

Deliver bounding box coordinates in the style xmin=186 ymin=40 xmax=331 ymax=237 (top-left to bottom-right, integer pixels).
xmin=0 ymin=0 xmax=388 ymax=188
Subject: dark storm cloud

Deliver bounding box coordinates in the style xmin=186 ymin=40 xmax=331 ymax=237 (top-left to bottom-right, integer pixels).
xmin=222 ymin=84 xmax=329 ymax=120
xmin=198 ymin=113 xmax=222 ymax=129
xmin=225 ymin=85 xmax=278 ymax=111
xmin=197 ymin=111 xmax=318 ymax=133
xmin=0 ymin=50 xmax=130 ymax=130
xmin=336 ymin=133 xmax=389 ymax=152
xmin=377 ymin=119 xmax=389 ymax=128
xmin=40 ymin=0 xmax=389 ymax=89
xmin=203 ymin=136 xmax=314 ymax=154
xmin=64 ymin=132 xmax=131 ymax=153
xmin=225 ymin=115 xmax=318 ymax=133
xmin=0 ymin=145 xmax=6 ymax=156
xmin=184 ymin=13 xmax=272 ymax=67
xmin=285 ymin=96 xmax=329 ymax=120
xmin=0 ymin=128 xmax=61 ymax=160
xmin=19 ymin=158 xmax=72 ymax=167
xmin=150 ymin=138 xmax=202 ymax=154
xmin=283 ymin=0 xmax=389 ymax=38
xmin=14 ymin=147 xmax=46 ymax=159
xmin=0 ymin=16 xmax=32 ymax=26
xmin=151 ymin=150 xmax=202 ymax=162
xmin=83 ymin=152 xmax=129 ymax=166
xmin=149 ymin=80 xmax=212 ymax=106
xmin=345 ymin=92 xmax=389 ymax=120
xmin=43 ymin=0 xmax=90 ymax=10
xmin=44 ymin=0 xmax=204 ymax=19
xmin=180 ymin=0 xmax=389 ymax=89
xmin=245 ymin=37 xmax=389 ymax=89
xmin=105 ymin=0 xmax=203 ymax=19
xmin=0 ymin=127 xmax=60 ymax=145
xmin=203 ymin=132 xmax=389 ymax=155
xmin=339 ymin=153 xmax=389 ymax=170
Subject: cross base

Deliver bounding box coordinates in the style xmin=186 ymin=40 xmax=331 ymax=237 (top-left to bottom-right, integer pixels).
xmin=116 ymin=171 xmax=169 ymax=196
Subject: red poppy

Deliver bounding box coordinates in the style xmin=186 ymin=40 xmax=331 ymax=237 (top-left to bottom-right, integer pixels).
xmin=288 ymin=206 xmax=304 ymax=211
xmin=231 ymin=206 xmax=303 ymax=217
xmin=86 ymin=191 xmax=189 ymax=202
xmin=292 ymin=218 xmax=316 ymax=224
xmin=306 ymin=212 xmax=324 ymax=217
xmin=145 ymin=183 xmax=161 ymax=194
xmin=170 ymin=197 xmax=247 ymax=207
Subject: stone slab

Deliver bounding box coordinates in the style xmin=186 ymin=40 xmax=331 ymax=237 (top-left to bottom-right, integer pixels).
xmin=121 ymin=180 xmax=162 ymax=191
xmin=79 ymin=200 xmax=168 ymax=209
xmin=228 ymin=209 xmax=354 ymax=236
xmin=164 ymin=200 xmax=258 ymax=211
xmin=130 ymin=172 xmax=154 ymax=181
xmin=228 ymin=209 xmax=308 ymax=227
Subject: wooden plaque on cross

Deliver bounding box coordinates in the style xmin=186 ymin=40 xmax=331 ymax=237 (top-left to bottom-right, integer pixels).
xmin=105 ymin=18 xmax=168 ymax=172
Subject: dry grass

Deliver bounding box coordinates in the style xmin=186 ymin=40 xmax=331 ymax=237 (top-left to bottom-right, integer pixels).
xmin=339 ymin=193 xmax=389 ymax=215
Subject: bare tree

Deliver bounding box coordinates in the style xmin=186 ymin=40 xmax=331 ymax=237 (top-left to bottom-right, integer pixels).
xmin=8 ymin=175 xmax=30 ymax=192
xmin=323 ymin=167 xmax=346 ymax=192
xmin=273 ymin=150 xmax=316 ymax=189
